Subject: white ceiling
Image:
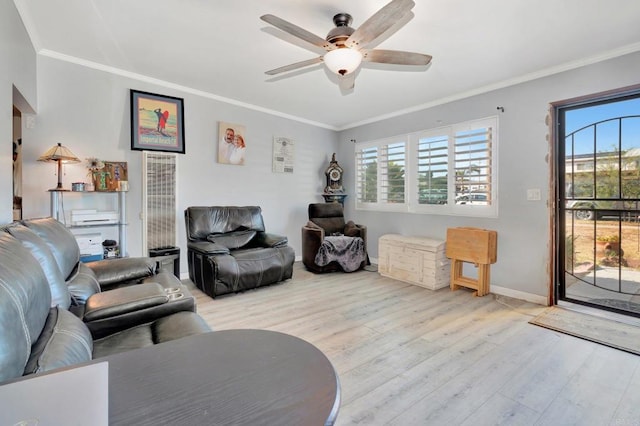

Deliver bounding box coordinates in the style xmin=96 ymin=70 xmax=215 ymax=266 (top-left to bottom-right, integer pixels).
xmin=14 ymin=0 xmax=640 ymax=130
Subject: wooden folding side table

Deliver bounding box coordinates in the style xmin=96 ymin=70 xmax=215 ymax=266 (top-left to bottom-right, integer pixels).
xmin=445 ymin=227 xmax=497 ymax=296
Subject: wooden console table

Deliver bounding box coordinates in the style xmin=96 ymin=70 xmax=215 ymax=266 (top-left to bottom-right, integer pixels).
xmin=446 ymin=227 xmax=497 ymax=297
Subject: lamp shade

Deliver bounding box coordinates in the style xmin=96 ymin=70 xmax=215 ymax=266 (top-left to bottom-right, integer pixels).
xmin=323 ymin=48 xmax=363 ymax=76
xmin=38 ymin=143 xmax=81 ymax=164
xmin=38 ymin=143 xmax=80 ymax=190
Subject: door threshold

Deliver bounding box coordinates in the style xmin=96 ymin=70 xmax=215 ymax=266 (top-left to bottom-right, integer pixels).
xmin=558 ymin=300 xmax=640 ymax=327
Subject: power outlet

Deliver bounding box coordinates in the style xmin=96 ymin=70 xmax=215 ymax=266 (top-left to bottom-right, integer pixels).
xmin=527 ymin=188 xmax=541 ymax=201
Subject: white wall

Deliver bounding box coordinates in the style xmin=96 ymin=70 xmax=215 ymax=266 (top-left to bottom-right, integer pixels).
xmin=337 ymin=51 xmax=640 ymax=302
xmin=0 ymin=0 xmax=36 ymax=223
xmin=21 ymin=56 xmax=338 ymax=272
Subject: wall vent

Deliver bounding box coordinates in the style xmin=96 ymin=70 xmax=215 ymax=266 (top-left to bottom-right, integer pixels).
xmin=142 ymin=152 xmax=177 ymax=254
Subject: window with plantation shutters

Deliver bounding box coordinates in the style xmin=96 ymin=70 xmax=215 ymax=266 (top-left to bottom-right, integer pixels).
xmin=356 ymin=146 xmax=378 ymax=203
xmin=454 ymin=123 xmax=493 ymax=205
xmin=355 ymin=116 xmax=497 ymax=217
xmin=381 ymin=142 xmax=406 ymax=204
xmin=417 ymin=134 xmax=448 ymax=205
xmin=355 ymin=138 xmax=406 ymax=210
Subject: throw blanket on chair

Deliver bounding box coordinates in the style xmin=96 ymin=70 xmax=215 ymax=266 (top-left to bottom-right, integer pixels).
xmin=315 ymin=236 xmax=366 ymax=272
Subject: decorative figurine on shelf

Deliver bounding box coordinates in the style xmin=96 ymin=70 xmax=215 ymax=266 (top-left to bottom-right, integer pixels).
xmin=322 ymin=153 xmax=347 ymax=205
xmin=87 ymin=158 xmax=105 ymax=191
xmin=93 ymin=171 xmax=109 ymax=191
xmin=324 ymin=153 xmax=344 ymax=194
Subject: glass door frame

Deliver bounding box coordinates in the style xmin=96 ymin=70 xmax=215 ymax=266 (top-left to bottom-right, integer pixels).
xmin=554 ymin=86 xmax=640 ymax=318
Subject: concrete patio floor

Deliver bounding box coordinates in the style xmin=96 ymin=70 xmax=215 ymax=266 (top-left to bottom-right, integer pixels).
xmin=566 ymin=265 xmax=640 ymax=315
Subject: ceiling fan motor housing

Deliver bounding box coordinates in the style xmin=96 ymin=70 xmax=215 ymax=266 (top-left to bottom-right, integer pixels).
xmin=326 ymin=13 xmax=355 ymax=45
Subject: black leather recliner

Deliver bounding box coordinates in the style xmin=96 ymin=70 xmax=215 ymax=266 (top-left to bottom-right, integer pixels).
xmin=0 ymin=232 xmax=211 ymax=383
xmin=185 ymin=206 xmax=295 ymax=298
xmin=302 ymin=203 xmax=367 ymax=273
xmin=5 ymin=217 xmax=197 ymax=339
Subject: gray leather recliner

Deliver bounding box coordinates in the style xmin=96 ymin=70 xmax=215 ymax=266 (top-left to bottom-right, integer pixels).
xmin=5 ymin=218 xmax=198 ymax=339
xmin=0 ymin=232 xmax=211 ymax=383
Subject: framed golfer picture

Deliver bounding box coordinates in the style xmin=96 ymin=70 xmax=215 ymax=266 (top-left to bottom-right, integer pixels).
xmin=130 ymin=90 xmax=185 ymax=153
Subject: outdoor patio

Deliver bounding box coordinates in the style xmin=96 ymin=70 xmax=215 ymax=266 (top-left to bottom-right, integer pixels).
xmin=566 ymin=266 xmax=640 ymax=315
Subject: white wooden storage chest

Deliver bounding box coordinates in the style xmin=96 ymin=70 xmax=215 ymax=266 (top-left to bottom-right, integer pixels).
xmin=378 ymin=234 xmax=450 ymax=290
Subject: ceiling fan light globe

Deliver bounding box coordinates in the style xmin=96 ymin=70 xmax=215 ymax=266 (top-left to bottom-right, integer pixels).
xmin=324 ymin=48 xmax=362 ymax=76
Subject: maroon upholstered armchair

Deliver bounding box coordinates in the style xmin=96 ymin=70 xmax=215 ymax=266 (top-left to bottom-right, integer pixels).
xmin=302 ymin=203 xmax=367 ymax=273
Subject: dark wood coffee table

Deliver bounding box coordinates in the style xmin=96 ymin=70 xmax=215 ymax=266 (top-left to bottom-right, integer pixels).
xmin=105 ymin=329 xmax=340 ymax=425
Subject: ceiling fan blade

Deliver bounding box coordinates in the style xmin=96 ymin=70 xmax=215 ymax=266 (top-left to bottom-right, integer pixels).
xmin=345 ymin=0 xmax=415 ymax=49
xmin=265 ymin=57 xmax=323 ymax=75
xmin=364 ymin=11 xmax=414 ymax=49
xmin=339 ymin=73 xmax=356 ymax=91
xmin=260 ymin=14 xmax=334 ymax=51
xmin=363 ymin=49 xmax=432 ymax=66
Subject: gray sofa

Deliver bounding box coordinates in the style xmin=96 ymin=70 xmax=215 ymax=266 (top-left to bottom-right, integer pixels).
xmin=185 ymin=206 xmax=295 ymax=298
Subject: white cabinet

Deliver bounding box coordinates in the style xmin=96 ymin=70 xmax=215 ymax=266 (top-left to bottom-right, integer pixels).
xmin=378 ymin=234 xmax=450 ymax=290
xmin=49 ymin=190 xmax=127 ymax=257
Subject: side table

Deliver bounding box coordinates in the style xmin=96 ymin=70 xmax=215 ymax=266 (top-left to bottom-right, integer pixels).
xmin=107 ymin=330 xmax=340 ymax=425
xmin=446 ymin=227 xmax=498 ymax=296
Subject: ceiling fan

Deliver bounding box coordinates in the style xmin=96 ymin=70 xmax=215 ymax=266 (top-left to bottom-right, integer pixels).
xmin=260 ymin=0 xmax=432 ymax=91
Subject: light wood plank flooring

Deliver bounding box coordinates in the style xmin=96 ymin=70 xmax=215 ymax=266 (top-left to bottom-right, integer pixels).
xmin=185 ymin=263 xmax=640 ymax=426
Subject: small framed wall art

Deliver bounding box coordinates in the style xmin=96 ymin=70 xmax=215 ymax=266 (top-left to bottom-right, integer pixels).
xmin=218 ymin=121 xmax=246 ymax=165
xmin=131 ymin=90 xmax=185 ymax=154
xmin=272 ymin=136 xmax=295 ymax=173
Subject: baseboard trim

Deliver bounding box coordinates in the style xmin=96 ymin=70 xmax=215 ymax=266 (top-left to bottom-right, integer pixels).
xmin=181 ymin=258 xmax=548 ymax=306
xmin=491 ymin=285 xmax=548 ymax=306
xmin=338 ymin=260 xmax=547 ymax=306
